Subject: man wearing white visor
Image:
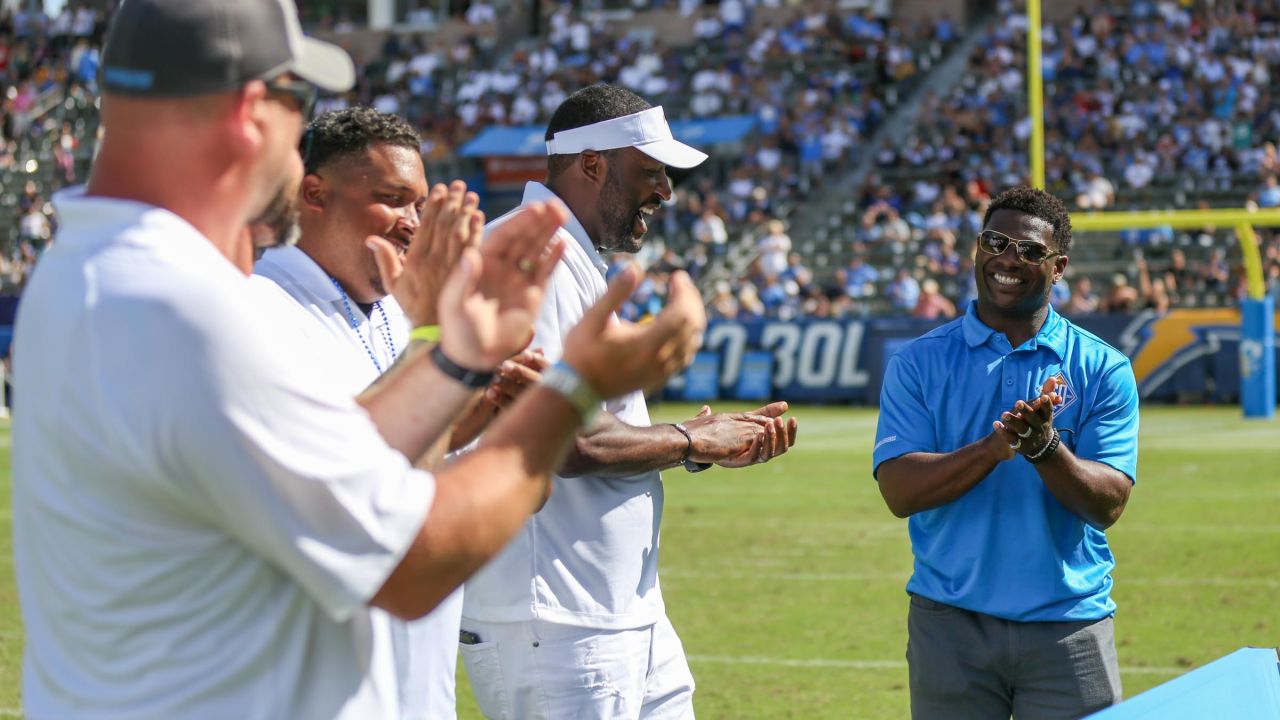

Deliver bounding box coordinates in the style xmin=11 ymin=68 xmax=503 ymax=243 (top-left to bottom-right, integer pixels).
xmin=461 ymin=85 xmax=800 ymax=719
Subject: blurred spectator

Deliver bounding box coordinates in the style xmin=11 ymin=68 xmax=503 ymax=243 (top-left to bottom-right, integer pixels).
xmin=886 ymin=267 xmax=921 ymax=311
xmin=1124 ymin=152 xmax=1155 ymax=190
xmin=737 ymin=283 xmax=766 ymax=320
xmin=692 ymin=205 xmax=729 ymax=257
xmin=1102 ymin=274 xmax=1140 ymax=313
xmin=1200 ymin=247 xmax=1230 ymax=293
xmin=1135 ymin=253 xmax=1169 ymax=314
xmin=922 ymin=228 xmax=962 ymax=276
xmin=779 ymin=252 xmax=813 ymax=292
xmin=1162 ymin=248 xmax=1197 ymax=301
xmin=18 ymin=203 xmax=50 ymax=248
xmin=1065 ymin=276 xmax=1100 ymax=315
xmin=756 ymin=219 xmax=791 ymax=278
xmin=1258 ymin=174 xmax=1280 ymax=208
xmin=709 ymin=280 xmax=739 ymax=320
xmin=838 ymin=254 xmax=878 ymax=298
xmin=465 ymin=0 xmax=497 ymax=26
xmin=913 ymin=278 xmax=957 ymax=319
xmin=1075 ymin=169 xmax=1115 ymax=210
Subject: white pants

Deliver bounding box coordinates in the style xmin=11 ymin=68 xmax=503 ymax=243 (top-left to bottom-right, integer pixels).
xmin=397 ymin=588 xmax=464 ymax=720
xmin=459 ymin=615 xmax=695 ymax=720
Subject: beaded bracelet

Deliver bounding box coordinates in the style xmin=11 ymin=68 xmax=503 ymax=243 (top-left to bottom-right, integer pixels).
xmin=1026 ymin=428 xmax=1061 ymax=464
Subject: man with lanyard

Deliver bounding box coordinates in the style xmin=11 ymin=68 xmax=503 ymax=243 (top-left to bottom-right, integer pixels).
xmin=255 ymin=106 xmax=546 ymax=719
xmin=11 ymin=2 xmax=708 ymax=718
xmin=460 ymin=84 xmax=800 ymax=719
xmin=874 ymin=186 xmax=1139 ymax=719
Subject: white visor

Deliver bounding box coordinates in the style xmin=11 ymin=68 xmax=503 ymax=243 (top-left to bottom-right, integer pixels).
xmin=545 ymin=106 xmax=708 ymax=169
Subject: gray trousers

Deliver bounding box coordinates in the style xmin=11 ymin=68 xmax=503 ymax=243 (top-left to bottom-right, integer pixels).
xmin=907 ymin=594 xmax=1122 ymax=720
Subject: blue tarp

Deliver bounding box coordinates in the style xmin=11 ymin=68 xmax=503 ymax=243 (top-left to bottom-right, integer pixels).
xmin=1087 ymin=647 xmax=1280 ymax=720
xmin=459 ymin=115 xmax=758 ymax=157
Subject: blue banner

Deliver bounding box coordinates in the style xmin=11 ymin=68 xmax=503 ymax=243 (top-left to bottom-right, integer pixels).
xmin=665 ymin=309 xmax=1280 ymax=405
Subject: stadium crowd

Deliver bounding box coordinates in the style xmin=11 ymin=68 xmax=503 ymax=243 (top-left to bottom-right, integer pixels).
xmin=0 ymin=2 xmax=104 ymax=288
xmin=3 ymin=0 xmax=1280 ymax=322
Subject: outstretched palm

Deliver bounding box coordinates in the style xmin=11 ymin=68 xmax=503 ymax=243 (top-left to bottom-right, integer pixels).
xmin=438 ymin=202 xmax=568 ymax=369
xmin=562 ymin=268 xmax=707 ymax=399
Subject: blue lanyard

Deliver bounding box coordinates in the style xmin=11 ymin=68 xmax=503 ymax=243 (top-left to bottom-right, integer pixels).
xmin=329 ymin=276 xmax=397 ymax=374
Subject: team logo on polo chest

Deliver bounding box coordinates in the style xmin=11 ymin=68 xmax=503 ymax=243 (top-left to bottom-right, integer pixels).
xmin=1050 ymin=372 xmax=1076 ymax=417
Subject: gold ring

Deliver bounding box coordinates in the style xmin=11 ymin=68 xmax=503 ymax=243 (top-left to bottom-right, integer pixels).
xmin=518 ymin=258 xmax=535 ymax=273
xmin=1010 ymin=438 xmax=1022 ymax=450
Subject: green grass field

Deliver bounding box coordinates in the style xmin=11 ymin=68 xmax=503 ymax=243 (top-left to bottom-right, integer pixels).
xmin=1 ymin=406 xmax=1277 ymax=718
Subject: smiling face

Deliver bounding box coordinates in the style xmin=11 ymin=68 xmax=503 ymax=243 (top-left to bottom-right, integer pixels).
xmin=299 ymin=143 xmax=428 ymax=302
xmin=593 ymin=147 xmax=672 ymax=254
xmin=974 ymin=208 xmax=1068 ymax=321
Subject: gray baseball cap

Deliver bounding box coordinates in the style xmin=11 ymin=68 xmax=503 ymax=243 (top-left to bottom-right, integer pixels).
xmin=100 ymin=0 xmax=355 ymax=97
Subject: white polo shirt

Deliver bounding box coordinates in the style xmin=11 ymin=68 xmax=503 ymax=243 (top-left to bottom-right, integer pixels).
xmin=13 ymin=189 xmax=433 ymax=720
xmin=255 ymin=245 xmax=464 ymax=720
xmin=463 ymin=181 xmax=665 ymax=631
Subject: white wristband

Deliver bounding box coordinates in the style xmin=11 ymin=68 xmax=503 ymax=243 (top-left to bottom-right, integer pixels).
xmin=540 ymin=360 xmax=603 ymax=425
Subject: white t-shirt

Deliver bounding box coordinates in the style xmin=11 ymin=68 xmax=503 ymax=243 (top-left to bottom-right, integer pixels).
xmin=13 ymin=190 xmax=433 ymax=720
xmin=255 ymin=245 xmax=463 ymax=720
xmin=463 ymin=182 xmax=665 ymax=630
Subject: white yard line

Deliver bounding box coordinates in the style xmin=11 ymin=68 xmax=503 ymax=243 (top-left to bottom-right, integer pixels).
xmin=686 ymin=654 xmax=1186 ymax=675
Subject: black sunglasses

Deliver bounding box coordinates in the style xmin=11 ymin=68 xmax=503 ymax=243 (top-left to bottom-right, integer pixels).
xmin=977 ymin=229 xmax=1061 ymax=265
xmin=264 ymin=75 xmax=317 ymax=120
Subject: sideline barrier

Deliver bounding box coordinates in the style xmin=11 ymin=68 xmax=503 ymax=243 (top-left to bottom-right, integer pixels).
xmin=665 ymin=309 xmax=1280 ymax=405
xmin=0 ymin=297 xmax=1273 ymax=406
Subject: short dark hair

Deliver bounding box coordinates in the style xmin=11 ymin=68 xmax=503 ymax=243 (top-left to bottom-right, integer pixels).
xmin=544 ymin=84 xmax=651 ymax=178
xmin=982 ymin=186 xmax=1073 ymax=253
xmin=303 ymin=106 xmax=421 ymax=175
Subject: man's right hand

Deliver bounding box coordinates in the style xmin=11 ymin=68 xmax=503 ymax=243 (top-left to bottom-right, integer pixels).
xmin=684 ymin=401 xmax=798 ymax=467
xmin=368 ymin=180 xmax=483 ymax=329
xmin=435 ymin=201 xmax=568 ymax=370
xmin=562 ymin=267 xmax=706 ymax=399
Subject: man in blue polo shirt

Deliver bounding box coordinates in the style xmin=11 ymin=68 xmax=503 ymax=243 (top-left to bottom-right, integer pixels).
xmin=874 ymin=186 xmax=1139 ymax=720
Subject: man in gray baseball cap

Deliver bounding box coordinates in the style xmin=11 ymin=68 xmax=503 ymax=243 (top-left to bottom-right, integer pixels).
xmin=100 ymin=0 xmax=355 ymax=98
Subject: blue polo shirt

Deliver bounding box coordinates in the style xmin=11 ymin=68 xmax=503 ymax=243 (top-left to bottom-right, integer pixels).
xmin=873 ymin=302 xmax=1139 ymax=622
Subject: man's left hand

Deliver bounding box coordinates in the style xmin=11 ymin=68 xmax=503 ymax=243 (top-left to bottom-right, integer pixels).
xmin=368 ymin=180 xmax=483 ymax=329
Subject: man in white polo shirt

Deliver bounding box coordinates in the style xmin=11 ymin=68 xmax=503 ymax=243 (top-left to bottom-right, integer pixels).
xmin=256 ymin=106 xmax=545 ymax=720
xmin=11 ymin=3 xmax=707 ymax=719
xmin=461 ymin=85 xmax=800 ymax=719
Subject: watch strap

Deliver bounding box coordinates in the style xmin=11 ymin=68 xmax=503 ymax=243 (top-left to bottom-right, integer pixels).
xmin=430 ymin=344 xmax=495 ymax=389
xmin=671 ymin=422 xmax=712 ymax=473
